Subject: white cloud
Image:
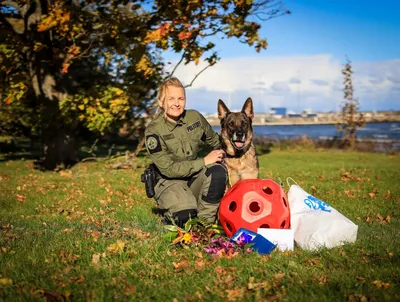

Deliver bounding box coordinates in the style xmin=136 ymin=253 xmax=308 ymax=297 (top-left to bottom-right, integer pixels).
xmin=170 ymin=55 xmax=400 ymax=113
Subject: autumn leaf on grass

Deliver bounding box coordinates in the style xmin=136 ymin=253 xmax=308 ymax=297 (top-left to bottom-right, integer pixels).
xmin=274 ymin=273 xmax=286 ymax=281
xmin=344 ymin=189 xmax=355 ymax=198
xmin=172 ymin=260 xmax=189 ymax=272
xmin=59 ymin=170 xmax=72 ymax=178
xmin=0 ymin=278 xmax=13 ymax=286
xmin=125 ymin=285 xmax=136 ymax=294
xmin=301 ymin=258 xmax=320 ymax=267
xmin=16 ymin=194 xmax=26 ymax=201
xmin=372 ymin=280 xmax=390 ymax=289
xmin=106 ymin=240 xmax=125 ymax=255
xmin=91 ymin=253 xmax=106 ymax=266
xmin=70 ymin=275 xmax=85 ymax=283
xmin=226 ymin=288 xmax=244 ymax=301
xmin=247 ymin=276 xmax=270 ymax=290
xmin=376 ymin=214 xmax=391 ymax=224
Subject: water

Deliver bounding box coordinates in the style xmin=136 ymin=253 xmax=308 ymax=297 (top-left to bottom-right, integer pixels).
xmin=212 ymin=122 xmax=400 ymax=148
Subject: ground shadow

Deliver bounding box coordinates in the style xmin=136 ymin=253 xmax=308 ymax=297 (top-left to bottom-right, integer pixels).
xmin=0 ymin=136 xmax=143 ymax=168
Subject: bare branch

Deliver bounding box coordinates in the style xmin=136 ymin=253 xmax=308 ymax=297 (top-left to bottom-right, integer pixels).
xmin=169 ymin=51 xmax=186 ymax=78
xmin=184 ymin=63 xmax=213 ymax=88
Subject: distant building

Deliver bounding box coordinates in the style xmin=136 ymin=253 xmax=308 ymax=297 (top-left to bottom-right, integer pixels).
xmin=270 ymin=107 xmax=287 ymax=117
xmin=288 ymin=113 xmax=302 ymax=118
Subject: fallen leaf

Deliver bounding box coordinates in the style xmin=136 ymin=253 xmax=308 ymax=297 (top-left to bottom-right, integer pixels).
xmin=59 ymin=170 xmax=72 ymax=178
xmin=125 ymin=285 xmax=136 ymax=294
xmin=0 ymin=278 xmax=13 ymax=286
xmin=301 ymin=258 xmax=320 ymax=266
xmin=226 ymin=288 xmax=244 ymax=300
xmin=247 ymin=276 xmax=270 ymax=290
xmin=274 ymin=273 xmax=285 ymax=280
xmin=70 ymin=275 xmax=85 ymax=283
xmin=372 ymin=280 xmax=390 ymax=289
xmin=194 ymin=259 xmax=206 ymax=270
xmin=172 ymin=260 xmax=189 ymax=272
xmin=106 ymin=240 xmax=125 ymax=254
xmin=16 ymin=194 xmax=26 ymax=201
xmin=92 ymin=253 xmax=101 ymax=266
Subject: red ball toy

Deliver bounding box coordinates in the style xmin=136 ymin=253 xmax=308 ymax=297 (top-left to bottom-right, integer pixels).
xmin=219 ymin=179 xmax=291 ymax=238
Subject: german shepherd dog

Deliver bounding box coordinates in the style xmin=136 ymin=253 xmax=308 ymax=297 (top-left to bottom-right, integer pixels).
xmin=218 ymin=97 xmax=259 ymax=187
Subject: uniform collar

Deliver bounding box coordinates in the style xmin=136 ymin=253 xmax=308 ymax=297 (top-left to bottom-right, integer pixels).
xmin=163 ymin=110 xmax=187 ymax=131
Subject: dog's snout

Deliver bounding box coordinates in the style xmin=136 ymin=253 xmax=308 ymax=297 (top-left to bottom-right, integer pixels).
xmin=236 ymin=131 xmax=244 ymax=138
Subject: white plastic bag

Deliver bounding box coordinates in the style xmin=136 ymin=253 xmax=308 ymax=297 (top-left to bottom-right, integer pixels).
xmin=287 ymin=178 xmax=358 ymax=250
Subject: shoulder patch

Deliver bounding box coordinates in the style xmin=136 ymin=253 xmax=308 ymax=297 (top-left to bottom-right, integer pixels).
xmin=187 ymin=120 xmax=201 ymax=132
xmin=146 ymin=134 xmax=162 ymax=154
xmin=163 ymin=133 xmax=175 ymax=141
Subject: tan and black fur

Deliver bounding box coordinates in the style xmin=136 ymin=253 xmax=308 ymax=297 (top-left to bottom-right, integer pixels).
xmin=218 ymin=97 xmax=259 ymax=187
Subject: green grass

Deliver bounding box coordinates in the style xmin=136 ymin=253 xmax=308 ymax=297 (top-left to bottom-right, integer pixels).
xmin=1 ymin=148 xmax=399 ymax=301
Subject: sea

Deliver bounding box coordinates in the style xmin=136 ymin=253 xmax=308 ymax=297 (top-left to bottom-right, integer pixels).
xmin=212 ymin=122 xmax=400 ymax=149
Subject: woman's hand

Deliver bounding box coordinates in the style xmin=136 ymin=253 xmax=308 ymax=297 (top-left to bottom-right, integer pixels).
xmin=204 ymin=149 xmax=226 ymax=166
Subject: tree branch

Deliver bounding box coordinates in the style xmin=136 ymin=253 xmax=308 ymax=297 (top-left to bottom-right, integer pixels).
xmin=169 ymin=51 xmax=186 ymax=78
xmin=184 ymin=63 xmax=213 ymax=88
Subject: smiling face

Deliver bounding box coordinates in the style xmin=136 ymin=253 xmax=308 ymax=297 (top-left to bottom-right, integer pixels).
xmin=159 ymin=85 xmax=186 ymax=122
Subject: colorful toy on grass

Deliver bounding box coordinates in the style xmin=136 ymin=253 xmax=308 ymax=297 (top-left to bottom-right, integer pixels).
xmin=219 ymin=179 xmax=291 ymax=237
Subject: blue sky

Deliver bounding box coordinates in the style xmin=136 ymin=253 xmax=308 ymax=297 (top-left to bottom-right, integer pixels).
xmin=168 ymin=0 xmax=400 ymax=114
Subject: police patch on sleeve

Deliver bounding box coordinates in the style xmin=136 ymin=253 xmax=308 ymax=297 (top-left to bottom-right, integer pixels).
xmin=146 ymin=134 xmax=162 ymax=154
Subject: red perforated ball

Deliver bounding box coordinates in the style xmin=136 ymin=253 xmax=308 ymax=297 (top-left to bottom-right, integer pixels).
xmin=219 ymin=179 xmax=290 ymax=237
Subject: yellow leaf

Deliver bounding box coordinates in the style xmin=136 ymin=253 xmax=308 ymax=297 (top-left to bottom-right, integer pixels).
xmin=0 ymin=278 xmax=13 ymax=286
xmin=106 ymin=240 xmax=125 ymax=254
xmin=33 ymin=42 xmax=47 ymax=52
xmin=78 ymin=104 xmax=85 ymax=110
xmin=194 ymin=57 xmax=199 ymax=65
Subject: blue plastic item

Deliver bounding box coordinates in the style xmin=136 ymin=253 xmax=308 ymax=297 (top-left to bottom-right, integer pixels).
xmin=231 ymin=228 xmax=276 ymax=255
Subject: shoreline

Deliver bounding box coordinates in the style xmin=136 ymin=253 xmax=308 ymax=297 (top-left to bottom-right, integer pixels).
xmin=209 ymin=120 xmax=400 ymax=127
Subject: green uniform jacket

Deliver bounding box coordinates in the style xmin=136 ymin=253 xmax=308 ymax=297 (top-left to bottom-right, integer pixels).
xmin=145 ymin=110 xmax=221 ymax=178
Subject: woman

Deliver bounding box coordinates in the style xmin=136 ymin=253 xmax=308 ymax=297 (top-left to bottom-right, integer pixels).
xmin=145 ymin=77 xmax=227 ymax=226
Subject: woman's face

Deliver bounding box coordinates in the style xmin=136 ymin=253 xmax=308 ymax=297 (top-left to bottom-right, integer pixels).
xmin=160 ymin=86 xmax=186 ymax=122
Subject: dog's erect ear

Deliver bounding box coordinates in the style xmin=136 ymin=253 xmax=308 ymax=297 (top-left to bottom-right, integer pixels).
xmin=218 ymin=99 xmax=230 ymax=120
xmin=241 ymin=97 xmax=254 ymax=120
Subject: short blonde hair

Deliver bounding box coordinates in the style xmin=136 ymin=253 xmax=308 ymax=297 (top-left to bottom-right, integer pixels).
xmin=156 ymin=77 xmax=185 ymax=114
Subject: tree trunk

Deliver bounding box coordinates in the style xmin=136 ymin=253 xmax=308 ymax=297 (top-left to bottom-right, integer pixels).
xmin=29 ymin=50 xmax=79 ymax=170
xmin=41 ymin=127 xmax=79 ymax=170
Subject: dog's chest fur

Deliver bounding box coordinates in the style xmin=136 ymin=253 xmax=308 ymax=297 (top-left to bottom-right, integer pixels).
xmin=224 ymin=143 xmax=259 ymax=184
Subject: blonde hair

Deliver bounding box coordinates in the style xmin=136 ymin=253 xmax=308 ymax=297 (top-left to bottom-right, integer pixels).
xmin=156 ymin=77 xmax=185 ymax=115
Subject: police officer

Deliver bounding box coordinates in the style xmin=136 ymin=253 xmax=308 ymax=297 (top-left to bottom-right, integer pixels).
xmin=145 ymin=77 xmax=227 ymax=226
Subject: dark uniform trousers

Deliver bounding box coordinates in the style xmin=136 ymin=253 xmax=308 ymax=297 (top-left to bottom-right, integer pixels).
xmin=154 ymin=163 xmax=227 ymax=224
